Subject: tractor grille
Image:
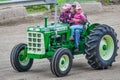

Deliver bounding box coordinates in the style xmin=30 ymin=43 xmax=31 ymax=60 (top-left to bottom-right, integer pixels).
xmin=27 ymin=32 xmax=45 ymax=55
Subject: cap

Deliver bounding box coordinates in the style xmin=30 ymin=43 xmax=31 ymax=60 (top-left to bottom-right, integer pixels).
xmin=76 ymin=5 xmax=82 ymax=10
xmin=72 ymin=2 xmax=81 ymax=6
xmin=62 ymin=3 xmax=71 ymax=9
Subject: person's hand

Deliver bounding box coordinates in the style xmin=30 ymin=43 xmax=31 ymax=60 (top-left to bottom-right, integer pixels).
xmin=60 ymin=18 xmax=64 ymax=21
xmin=67 ymin=19 xmax=70 ymax=22
xmin=73 ymin=18 xmax=79 ymax=22
xmin=69 ymin=14 xmax=71 ymax=18
xmin=72 ymin=18 xmax=76 ymax=21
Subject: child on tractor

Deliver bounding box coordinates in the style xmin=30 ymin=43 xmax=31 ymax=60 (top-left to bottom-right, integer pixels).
xmin=71 ymin=2 xmax=87 ymax=25
xmin=59 ymin=3 xmax=86 ymax=52
xmin=71 ymin=2 xmax=81 ymax=15
xmin=59 ymin=3 xmax=72 ymax=24
xmin=69 ymin=5 xmax=86 ymax=52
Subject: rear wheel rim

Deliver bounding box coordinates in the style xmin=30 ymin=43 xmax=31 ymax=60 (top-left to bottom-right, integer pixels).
xmin=59 ymin=54 xmax=69 ymax=72
xmin=19 ymin=50 xmax=30 ymax=66
xmin=99 ymin=35 xmax=114 ymax=61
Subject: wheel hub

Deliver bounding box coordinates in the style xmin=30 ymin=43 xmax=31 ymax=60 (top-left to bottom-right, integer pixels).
xmin=59 ymin=54 xmax=69 ymax=71
xmin=99 ymin=35 xmax=114 ymax=61
xmin=61 ymin=59 xmax=65 ymax=65
xmin=19 ymin=50 xmax=30 ymax=66
xmin=103 ymin=45 xmax=107 ymax=50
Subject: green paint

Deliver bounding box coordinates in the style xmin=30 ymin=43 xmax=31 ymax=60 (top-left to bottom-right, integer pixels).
xmin=44 ymin=16 xmax=48 ymax=28
xmin=19 ymin=50 xmax=30 ymax=66
xmin=85 ymin=23 xmax=100 ymax=35
xmin=26 ymin=18 xmax=101 ymax=59
xmin=103 ymin=45 xmax=107 ymax=50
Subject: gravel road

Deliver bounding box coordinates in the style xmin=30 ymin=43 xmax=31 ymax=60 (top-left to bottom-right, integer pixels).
xmin=0 ymin=5 xmax=120 ymax=80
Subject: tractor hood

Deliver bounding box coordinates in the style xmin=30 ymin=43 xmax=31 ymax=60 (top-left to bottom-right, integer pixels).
xmin=27 ymin=23 xmax=69 ymax=33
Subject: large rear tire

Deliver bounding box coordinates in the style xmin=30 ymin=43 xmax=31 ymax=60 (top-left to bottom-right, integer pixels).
xmin=10 ymin=43 xmax=33 ymax=72
xmin=85 ymin=24 xmax=118 ymax=69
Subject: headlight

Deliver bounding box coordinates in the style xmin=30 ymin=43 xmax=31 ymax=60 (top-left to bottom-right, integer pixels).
xmin=29 ymin=28 xmax=40 ymax=31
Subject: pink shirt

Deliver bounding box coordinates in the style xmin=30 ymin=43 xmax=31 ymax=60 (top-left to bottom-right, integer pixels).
xmin=73 ymin=12 xmax=86 ymax=25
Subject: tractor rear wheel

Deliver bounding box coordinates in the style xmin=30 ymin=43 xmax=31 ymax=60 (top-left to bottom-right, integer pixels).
xmin=85 ymin=24 xmax=118 ymax=69
xmin=50 ymin=48 xmax=73 ymax=77
xmin=10 ymin=43 xmax=33 ymax=72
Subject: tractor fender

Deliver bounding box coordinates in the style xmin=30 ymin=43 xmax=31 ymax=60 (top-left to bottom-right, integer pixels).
xmin=86 ymin=23 xmax=100 ymax=35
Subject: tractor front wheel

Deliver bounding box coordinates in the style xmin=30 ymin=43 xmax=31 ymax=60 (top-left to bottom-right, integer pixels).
xmin=10 ymin=43 xmax=33 ymax=72
xmin=50 ymin=48 xmax=73 ymax=77
xmin=85 ymin=24 xmax=118 ymax=69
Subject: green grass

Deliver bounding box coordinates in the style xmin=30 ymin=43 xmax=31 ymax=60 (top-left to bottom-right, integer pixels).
xmin=103 ymin=0 xmax=110 ymax=3
xmin=69 ymin=0 xmax=97 ymax=2
xmin=0 ymin=0 xmax=110 ymax=14
xmin=57 ymin=0 xmax=67 ymax=5
xmin=0 ymin=0 xmax=8 ymax=2
xmin=58 ymin=0 xmax=97 ymax=3
xmin=26 ymin=0 xmax=109 ymax=14
xmin=26 ymin=5 xmax=49 ymax=14
xmin=26 ymin=0 xmax=97 ymax=14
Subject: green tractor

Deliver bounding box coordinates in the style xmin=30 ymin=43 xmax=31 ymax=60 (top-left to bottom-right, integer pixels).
xmin=10 ymin=1 xmax=118 ymax=77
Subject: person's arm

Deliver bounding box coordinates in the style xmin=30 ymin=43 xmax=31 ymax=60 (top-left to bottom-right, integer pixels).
xmin=72 ymin=14 xmax=81 ymax=23
xmin=78 ymin=13 xmax=87 ymax=25
xmin=80 ymin=13 xmax=87 ymax=21
xmin=59 ymin=12 xmax=65 ymax=22
xmin=73 ymin=13 xmax=87 ymax=25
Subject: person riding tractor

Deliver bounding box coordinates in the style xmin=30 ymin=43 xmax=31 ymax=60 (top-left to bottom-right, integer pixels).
xmin=59 ymin=3 xmax=87 ymax=52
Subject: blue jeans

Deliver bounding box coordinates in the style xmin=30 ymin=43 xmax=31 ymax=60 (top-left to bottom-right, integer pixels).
xmin=70 ymin=25 xmax=83 ymax=47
